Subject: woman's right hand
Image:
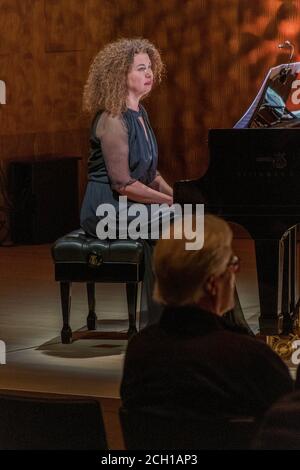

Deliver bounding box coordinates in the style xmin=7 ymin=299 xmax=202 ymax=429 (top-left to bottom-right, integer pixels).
xmin=120 ymin=180 xmax=174 ymax=206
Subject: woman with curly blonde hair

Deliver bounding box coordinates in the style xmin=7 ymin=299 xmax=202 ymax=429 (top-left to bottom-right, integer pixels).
xmin=80 ymin=37 xmax=173 ymax=235
xmin=83 ymin=38 xmax=164 ymax=116
xmin=80 ymin=38 xmax=174 ymax=327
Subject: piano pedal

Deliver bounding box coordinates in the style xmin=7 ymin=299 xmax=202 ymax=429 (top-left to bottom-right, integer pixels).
xmin=266 ymin=306 xmax=300 ymax=361
xmin=291 ymin=300 xmax=300 ymax=335
xmin=266 ymin=334 xmax=295 ymax=360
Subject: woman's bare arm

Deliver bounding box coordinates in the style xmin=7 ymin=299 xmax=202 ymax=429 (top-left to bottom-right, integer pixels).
xmin=149 ymin=174 xmax=173 ymax=196
xmin=119 ymin=180 xmax=173 ymax=205
xmin=98 ymin=114 xmax=173 ymax=205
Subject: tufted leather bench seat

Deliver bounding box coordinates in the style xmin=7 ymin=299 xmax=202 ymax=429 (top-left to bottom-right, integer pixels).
xmin=51 ymin=229 xmax=145 ymax=343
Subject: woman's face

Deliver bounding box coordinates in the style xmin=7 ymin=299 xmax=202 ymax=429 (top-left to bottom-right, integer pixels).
xmin=127 ymin=53 xmax=153 ymax=99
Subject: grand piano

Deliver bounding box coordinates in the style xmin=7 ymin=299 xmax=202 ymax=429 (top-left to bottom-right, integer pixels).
xmin=174 ymin=61 xmax=300 ymax=335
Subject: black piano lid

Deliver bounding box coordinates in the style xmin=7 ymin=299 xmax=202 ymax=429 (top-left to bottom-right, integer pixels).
xmin=208 ymin=128 xmax=300 ymax=206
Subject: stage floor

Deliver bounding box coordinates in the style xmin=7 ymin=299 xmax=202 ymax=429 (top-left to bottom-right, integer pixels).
xmin=0 ymin=237 xmax=298 ymax=448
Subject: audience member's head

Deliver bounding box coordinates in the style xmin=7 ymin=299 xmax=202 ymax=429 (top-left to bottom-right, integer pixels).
xmin=153 ymin=214 xmax=239 ymax=316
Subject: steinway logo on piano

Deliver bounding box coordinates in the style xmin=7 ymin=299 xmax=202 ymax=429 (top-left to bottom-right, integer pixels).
xmin=237 ymin=152 xmax=290 ymax=177
xmin=256 ymin=152 xmax=288 ymax=169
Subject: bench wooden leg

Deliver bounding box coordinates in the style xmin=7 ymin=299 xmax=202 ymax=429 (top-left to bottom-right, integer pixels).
xmin=126 ymin=282 xmax=138 ymax=339
xmin=60 ymin=281 xmax=72 ymax=344
xmin=86 ymin=282 xmax=97 ymax=330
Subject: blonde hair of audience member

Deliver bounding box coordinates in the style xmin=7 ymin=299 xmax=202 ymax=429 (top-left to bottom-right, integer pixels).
xmin=153 ymin=215 xmax=237 ymax=316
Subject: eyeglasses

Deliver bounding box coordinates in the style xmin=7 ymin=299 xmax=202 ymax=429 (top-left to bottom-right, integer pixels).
xmin=226 ymin=254 xmax=240 ymax=273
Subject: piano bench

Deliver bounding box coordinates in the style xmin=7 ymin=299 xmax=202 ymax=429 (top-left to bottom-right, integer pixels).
xmin=51 ymin=229 xmax=145 ymax=344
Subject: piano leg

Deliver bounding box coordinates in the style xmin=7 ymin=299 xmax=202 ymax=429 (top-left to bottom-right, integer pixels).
xmin=255 ymin=239 xmax=283 ymax=335
xmin=281 ymin=231 xmax=293 ymax=334
xmin=225 ymin=287 xmax=254 ymax=335
xmin=289 ymin=226 xmax=300 ymax=327
xmin=289 ymin=225 xmax=297 ymax=314
xmin=280 ymin=226 xmax=299 ymax=334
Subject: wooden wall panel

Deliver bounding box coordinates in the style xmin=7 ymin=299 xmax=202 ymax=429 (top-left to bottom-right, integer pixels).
xmin=85 ymin=0 xmax=116 ymax=50
xmin=1 ymin=0 xmax=300 ymax=208
xmin=44 ymin=0 xmax=86 ymax=52
xmin=37 ymin=52 xmax=90 ymax=132
xmin=111 ymin=0 xmax=239 ymax=182
xmin=0 ymin=0 xmax=37 ymax=55
xmin=1 ymin=54 xmax=39 ymax=135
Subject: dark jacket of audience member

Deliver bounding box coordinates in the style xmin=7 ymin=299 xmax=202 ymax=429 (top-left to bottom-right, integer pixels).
xmin=121 ymin=305 xmax=293 ymax=417
xmin=254 ymin=390 xmax=300 ymax=449
xmin=121 ymin=215 xmax=293 ymax=419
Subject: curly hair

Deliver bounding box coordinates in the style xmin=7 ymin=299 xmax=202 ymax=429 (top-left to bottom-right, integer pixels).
xmin=83 ymin=38 xmax=164 ymax=116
